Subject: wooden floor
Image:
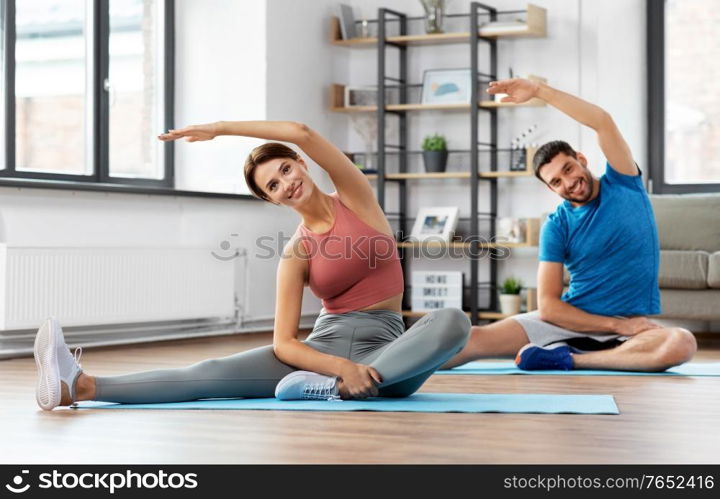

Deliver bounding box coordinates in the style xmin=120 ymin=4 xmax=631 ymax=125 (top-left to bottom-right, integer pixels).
xmin=2 ymin=331 xmax=720 ymax=464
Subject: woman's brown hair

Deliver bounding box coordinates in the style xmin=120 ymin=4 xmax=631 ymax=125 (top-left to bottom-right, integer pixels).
xmin=243 ymin=143 xmax=300 ymax=202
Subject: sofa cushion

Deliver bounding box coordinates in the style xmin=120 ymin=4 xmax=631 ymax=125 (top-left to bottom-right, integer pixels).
xmin=659 ymin=250 xmax=709 ymax=289
xmin=649 ymin=194 xmax=720 ymax=251
xmin=659 ymin=289 xmax=720 ymax=320
xmin=709 ymin=251 xmax=720 ymax=289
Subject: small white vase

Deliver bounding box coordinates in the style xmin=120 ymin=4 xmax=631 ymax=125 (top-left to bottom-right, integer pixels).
xmin=499 ymin=294 xmax=521 ymax=316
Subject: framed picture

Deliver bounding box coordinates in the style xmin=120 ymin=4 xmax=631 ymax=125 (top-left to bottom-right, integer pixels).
xmin=337 ymin=4 xmax=356 ymax=40
xmin=410 ymin=207 xmax=460 ymax=242
xmin=496 ymin=217 xmax=526 ymax=243
xmin=421 ymin=68 xmax=472 ymax=105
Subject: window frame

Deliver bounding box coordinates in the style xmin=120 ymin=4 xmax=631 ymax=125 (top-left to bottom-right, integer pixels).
xmin=647 ymin=0 xmax=720 ymax=194
xmin=0 ymin=0 xmax=254 ymax=199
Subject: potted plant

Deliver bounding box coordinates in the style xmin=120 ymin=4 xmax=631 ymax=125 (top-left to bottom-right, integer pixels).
xmin=422 ymin=134 xmax=448 ymax=173
xmin=499 ymin=277 xmax=523 ymax=316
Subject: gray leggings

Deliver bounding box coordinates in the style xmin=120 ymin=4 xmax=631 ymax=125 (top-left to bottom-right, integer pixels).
xmin=94 ymin=307 xmax=471 ymax=403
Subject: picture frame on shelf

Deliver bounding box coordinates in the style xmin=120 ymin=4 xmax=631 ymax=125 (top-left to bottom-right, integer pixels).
xmin=509 ymin=148 xmax=528 ymax=171
xmin=336 ymin=4 xmax=356 ymax=40
xmin=420 ymin=68 xmax=472 ymax=105
xmin=410 ymin=206 xmax=459 ymax=242
xmin=496 ymin=217 xmax=526 ymax=243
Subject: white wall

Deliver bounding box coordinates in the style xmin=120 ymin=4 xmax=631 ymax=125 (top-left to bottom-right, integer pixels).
xmin=0 ymin=0 xmax=652 ymax=330
xmin=265 ymin=0 xmax=349 ymax=193
xmin=174 ymin=0 xmax=267 ymax=194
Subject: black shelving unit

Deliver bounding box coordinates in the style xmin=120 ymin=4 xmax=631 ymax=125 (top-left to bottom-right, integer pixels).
xmin=332 ymin=2 xmax=546 ymax=324
xmin=374 ymin=2 xmax=502 ymax=325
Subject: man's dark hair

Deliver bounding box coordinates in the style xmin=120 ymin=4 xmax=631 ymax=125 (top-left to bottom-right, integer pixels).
xmin=532 ymin=140 xmax=578 ymax=184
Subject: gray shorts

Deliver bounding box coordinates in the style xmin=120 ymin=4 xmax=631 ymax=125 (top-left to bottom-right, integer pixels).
xmin=512 ymin=310 xmax=627 ymax=351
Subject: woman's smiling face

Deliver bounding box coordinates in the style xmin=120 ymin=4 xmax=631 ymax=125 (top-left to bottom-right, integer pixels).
xmin=253 ymin=156 xmax=314 ymax=206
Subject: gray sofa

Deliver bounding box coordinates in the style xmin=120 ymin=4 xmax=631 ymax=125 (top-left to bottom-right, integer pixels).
xmin=650 ymin=193 xmax=720 ymax=321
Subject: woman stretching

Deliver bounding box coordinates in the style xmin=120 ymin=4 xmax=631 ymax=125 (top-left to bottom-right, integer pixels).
xmin=34 ymin=121 xmax=471 ymax=410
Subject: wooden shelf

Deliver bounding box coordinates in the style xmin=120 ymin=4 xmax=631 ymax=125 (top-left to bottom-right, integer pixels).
xmin=332 ymin=32 xmax=481 ymax=47
xmin=358 ymin=148 xmax=538 ymax=179
xmin=331 ymin=4 xmax=546 ymax=46
xmin=330 ymin=84 xmax=546 ymax=112
xmin=385 ymin=170 xmax=534 ymax=179
xmin=479 ymin=99 xmax=546 ymax=108
xmin=477 ymin=312 xmax=511 ymax=320
xmin=388 ymin=172 xmax=471 ymax=179
xmin=365 ymin=171 xmax=535 ymax=179
xmin=479 ymin=170 xmax=534 ymax=178
xmin=329 ymin=101 xmax=545 ymax=113
xmin=330 ymin=105 xmax=377 ymax=113
xmin=396 ymin=218 xmax=540 ymax=248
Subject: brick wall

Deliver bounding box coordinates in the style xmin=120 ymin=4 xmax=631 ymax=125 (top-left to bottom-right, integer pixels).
xmin=15 ymin=92 xmax=152 ymax=176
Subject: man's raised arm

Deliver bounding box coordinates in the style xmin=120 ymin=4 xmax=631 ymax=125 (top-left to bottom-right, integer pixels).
xmin=487 ymin=79 xmax=638 ymax=176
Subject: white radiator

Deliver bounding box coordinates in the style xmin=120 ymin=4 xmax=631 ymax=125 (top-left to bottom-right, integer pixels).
xmin=0 ymin=245 xmax=236 ymax=330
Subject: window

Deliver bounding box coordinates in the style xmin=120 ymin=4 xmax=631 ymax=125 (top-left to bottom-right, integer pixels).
xmin=16 ymin=0 xmax=89 ymax=175
xmin=648 ymin=0 xmax=720 ymax=193
xmin=108 ymin=0 xmax=165 ymax=180
xmin=0 ymin=1 xmax=5 ymax=170
xmin=1 ymin=0 xmax=174 ymax=187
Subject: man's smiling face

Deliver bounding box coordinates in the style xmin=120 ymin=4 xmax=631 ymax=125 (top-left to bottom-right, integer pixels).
xmin=539 ymin=151 xmax=596 ymax=205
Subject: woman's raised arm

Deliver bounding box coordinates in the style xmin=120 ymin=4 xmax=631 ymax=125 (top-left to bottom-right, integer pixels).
xmin=159 ymin=121 xmax=376 ymax=207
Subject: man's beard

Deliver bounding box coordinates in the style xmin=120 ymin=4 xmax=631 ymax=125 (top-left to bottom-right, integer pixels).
xmin=564 ymin=171 xmax=594 ymax=204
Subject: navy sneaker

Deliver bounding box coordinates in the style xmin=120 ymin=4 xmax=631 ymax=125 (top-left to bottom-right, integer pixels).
xmin=515 ymin=343 xmax=574 ymax=371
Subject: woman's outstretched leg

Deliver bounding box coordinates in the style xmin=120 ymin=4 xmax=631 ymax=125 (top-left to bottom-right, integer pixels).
xmin=34 ymin=318 xmax=296 ymax=410
xmin=92 ymin=345 xmax=296 ymax=404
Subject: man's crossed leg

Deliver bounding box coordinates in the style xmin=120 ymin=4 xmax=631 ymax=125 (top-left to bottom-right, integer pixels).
xmin=442 ymin=316 xmax=697 ymax=372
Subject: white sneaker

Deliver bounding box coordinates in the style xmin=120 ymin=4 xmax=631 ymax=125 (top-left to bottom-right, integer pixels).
xmin=33 ymin=317 xmax=84 ymax=411
xmin=274 ymin=371 xmax=340 ymax=401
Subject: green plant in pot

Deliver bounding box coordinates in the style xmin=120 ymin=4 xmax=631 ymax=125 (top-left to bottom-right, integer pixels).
xmin=499 ymin=276 xmax=523 ymax=316
xmin=422 ymin=134 xmax=448 ymax=173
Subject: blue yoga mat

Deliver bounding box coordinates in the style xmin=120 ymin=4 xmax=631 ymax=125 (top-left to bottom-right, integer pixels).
xmin=435 ymin=361 xmax=720 ymax=376
xmin=75 ymin=393 xmax=618 ymax=415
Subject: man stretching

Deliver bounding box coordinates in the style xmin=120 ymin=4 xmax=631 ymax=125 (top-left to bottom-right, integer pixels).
xmin=444 ymin=78 xmax=696 ymax=371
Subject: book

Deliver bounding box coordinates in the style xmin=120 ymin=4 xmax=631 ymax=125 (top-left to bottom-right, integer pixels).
xmin=337 ymin=4 xmax=356 ymax=40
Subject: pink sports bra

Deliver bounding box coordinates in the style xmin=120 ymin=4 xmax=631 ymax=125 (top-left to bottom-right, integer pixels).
xmin=296 ymin=193 xmax=404 ymax=313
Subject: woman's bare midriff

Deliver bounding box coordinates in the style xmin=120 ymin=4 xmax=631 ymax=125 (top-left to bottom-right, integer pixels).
xmin=357 ymin=292 xmax=403 ymax=313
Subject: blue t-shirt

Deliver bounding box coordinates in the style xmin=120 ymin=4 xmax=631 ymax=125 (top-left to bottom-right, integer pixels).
xmin=538 ymin=162 xmax=661 ymax=316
